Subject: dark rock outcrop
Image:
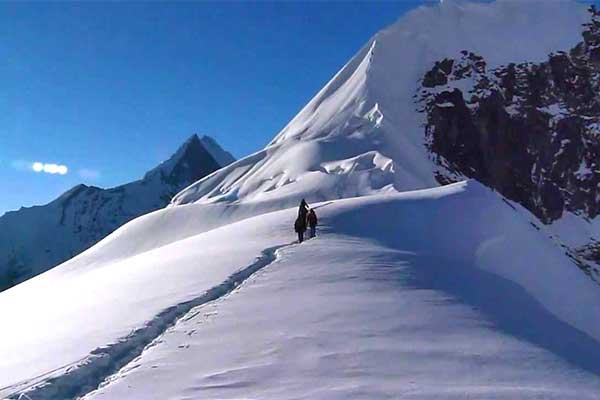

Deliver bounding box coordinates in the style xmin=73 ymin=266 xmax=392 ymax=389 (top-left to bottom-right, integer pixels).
xmin=418 ymin=6 xmax=600 ymax=224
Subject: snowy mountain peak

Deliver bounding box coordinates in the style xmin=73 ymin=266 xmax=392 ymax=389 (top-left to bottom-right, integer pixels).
xmin=143 ymin=134 xmax=221 ymax=182
xmin=172 ymin=1 xmax=588 ymax=209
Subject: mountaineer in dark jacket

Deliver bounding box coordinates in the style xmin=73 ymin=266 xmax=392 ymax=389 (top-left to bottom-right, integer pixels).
xmin=306 ymin=209 xmax=318 ymax=238
xmin=298 ymin=199 xmax=309 ymax=220
xmin=294 ymin=215 xmax=307 ymax=243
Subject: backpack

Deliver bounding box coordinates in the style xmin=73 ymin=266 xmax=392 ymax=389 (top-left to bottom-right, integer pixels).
xmin=294 ymin=217 xmax=306 ymax=233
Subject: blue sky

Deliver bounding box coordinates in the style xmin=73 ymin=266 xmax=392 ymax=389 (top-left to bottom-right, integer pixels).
xmin=0 ymin=0 xmax=431 ymax=214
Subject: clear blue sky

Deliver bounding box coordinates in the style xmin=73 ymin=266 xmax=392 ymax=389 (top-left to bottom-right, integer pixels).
xmin=1 ymin=0 xmax=431 ymax=214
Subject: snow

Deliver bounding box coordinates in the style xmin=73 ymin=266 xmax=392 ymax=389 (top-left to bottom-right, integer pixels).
xmin=587 ymin=121 xmax=600 ymax=135
xmin=2 ymin=2 xmax=600 ymax=399
xmin=0 ymin=202 xmax=288 ymax=398
xmin=539 ymin=103 xmax=569 ymax=121
xmin=84 ymin=232 xmax=600 ymax=399
xmin=3 ymin=182 xmax=600 ymax=399
xmin=575 ymin=159 xmax=593 ymax=179
xmin=86 ymin=244 xmax=600 ymax=399
xmin=2 ymin=182 xmax=600 ymax=399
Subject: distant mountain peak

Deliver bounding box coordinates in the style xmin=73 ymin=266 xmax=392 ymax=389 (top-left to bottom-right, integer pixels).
xmin=143 ymin=134 xmax=222 ymax=184
xmin=0 ymin=134 xmax=234 ymax=292
xmin=198 ymin=135 xmax=236 ymax=167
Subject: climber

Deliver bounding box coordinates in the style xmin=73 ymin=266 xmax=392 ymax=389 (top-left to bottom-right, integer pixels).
xmin=294 ymin=215 xmax=307 ymax=243
xmin=298 ymin=198 xmax=309 ymax=221
xmin=306 ymin=208 xmax=318 ymax=238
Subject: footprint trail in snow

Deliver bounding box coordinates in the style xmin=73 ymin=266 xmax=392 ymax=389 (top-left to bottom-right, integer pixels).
xmin=9 ymin=242 xmax=295 ymax=400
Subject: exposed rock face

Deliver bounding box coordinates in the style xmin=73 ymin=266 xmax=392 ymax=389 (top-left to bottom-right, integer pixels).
xmin=418 ymin=6 xmax=600 ymax=224
xmin=0 ymin=135 xmax=229 ymax=292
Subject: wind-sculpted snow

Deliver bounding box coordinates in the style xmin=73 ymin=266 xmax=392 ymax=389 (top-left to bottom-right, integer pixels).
xmin=171 ymin=137 xmax=398 ymax=208
xmin=169 ymin=1 xmax=600 ymax=285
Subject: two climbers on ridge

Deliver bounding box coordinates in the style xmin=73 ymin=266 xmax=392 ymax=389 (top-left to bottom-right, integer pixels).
xmin=294 ymin=199 xmax=318 ymax=243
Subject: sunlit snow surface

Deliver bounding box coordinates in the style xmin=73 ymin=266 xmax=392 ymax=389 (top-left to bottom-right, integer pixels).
xmin=2 ymin=1 xmax=600 ymax=399
xmin=83 ymin=184 xmax=600 ymax=400
xmin=3 ymin=182 xmax=600 ymax=399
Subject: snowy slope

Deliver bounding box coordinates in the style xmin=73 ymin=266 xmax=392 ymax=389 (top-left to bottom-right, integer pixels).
xmin=0 ymin=134 xmax=230 ymax=292
xmin=3 ymin=182 xmax=600 ymax=400
xmin=3 ymin=1 xmax=600 ymax=399
xmin=85 ymin=191 xmax=600 ymax=400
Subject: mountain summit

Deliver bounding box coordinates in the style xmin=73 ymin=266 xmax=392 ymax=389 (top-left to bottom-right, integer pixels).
xmin=0 ymin=134 xmax=232 ymax=291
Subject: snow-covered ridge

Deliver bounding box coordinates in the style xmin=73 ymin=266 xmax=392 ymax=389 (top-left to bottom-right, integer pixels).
xmin=0 ymin=134 xmax=231 ymax=292
xmin=4 ymin=181 xmax=600 ymax=399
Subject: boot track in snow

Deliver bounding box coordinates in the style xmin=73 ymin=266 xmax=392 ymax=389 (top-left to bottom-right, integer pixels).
xmin=7 ymin=242 xmax=294 ymax=400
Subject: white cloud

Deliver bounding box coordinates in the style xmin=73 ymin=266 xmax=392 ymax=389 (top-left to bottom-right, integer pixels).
xmin=31 ymin=162 xmax=68 ymax=175
xmin=12 ymin=159 xmax=94 ymax=178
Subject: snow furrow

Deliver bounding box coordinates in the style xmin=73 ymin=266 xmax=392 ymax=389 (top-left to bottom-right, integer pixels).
xmin=9 ymin=243 xmax=292 ymax=400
